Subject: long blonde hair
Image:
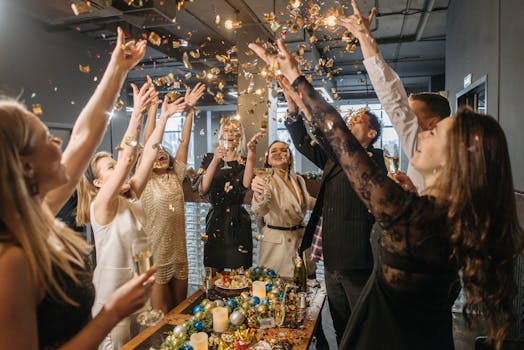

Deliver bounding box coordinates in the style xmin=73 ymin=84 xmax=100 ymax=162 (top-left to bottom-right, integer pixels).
xmin=0 ymin=98 xmax=90 ymax=305
xmin=76 ymin=151 xmax=111 ymax=226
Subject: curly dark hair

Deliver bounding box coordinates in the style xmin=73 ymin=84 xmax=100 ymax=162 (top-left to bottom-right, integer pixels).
xmin=437 ymin=107 xmax=524 ymax=349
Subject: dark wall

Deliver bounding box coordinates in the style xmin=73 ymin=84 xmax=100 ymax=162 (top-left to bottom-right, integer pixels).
xmin=446 ymin=0 xmax=524 ymax=191
xmin=0 ymin=7 xmax=126 ymax=152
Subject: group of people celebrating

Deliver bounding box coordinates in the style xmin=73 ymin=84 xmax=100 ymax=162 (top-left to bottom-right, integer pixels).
xmin=0 ymin=1 xmax=523 ymax=350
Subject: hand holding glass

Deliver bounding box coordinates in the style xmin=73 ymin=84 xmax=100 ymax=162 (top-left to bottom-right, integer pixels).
xmin=218 ymin=139 xmax=232 ymax=170
xmin=131 ymin=237 xmax=164 ymax=326
xmin=383 ymin=142 xmax=400 ymax=173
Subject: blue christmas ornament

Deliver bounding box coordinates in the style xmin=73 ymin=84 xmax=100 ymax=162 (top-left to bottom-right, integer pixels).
xmin=182 ymin=346 xmax=194 ymax=350
xmin=267 ymin=269 xmax=276 ymax=277
xmin=251 ymin=296 xmax=260 ymax=305
xmin=193 ymin=305 xmax=204 ymax=314
xmin=278 ymin=292 xmax=284 ymax=299
xmin=265 ymin=283 xmax=273 ymax=292
xmin=194 ymin=321 xmax=203 ymax=331
xmin=227 ymin=299 xmax=237 ymax=308
xmin=261 ymin=297 xmax=270 ymax=306
xmin=254 ymin=266 xmax=261 ymax=275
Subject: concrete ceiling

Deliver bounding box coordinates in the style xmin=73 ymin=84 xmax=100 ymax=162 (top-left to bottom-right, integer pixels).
xmin=11 ymin=0 xmax=450 ymax=106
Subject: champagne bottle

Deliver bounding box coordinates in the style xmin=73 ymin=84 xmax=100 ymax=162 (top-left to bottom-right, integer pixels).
xmin=293 ymin=254 xmax=307 ymax=293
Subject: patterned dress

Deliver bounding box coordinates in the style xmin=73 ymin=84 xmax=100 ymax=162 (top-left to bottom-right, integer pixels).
xmin=193 ymin=153 xmax=252 ymax=269
xmin=141 ymin=160 xmax=188 ymax=283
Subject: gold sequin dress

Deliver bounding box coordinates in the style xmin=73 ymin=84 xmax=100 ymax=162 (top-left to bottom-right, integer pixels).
xmin=141 ymin=160 xmax=188 ymax=284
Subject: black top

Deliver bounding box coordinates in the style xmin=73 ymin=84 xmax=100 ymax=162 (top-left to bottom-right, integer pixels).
xmin=37 ymin=259 xmax=95 ymax=349
xmin=293 ymin=76 xmax=460 ymax=349
xmin=193 ymin=153 xmax=252 ymax=269
xmin=286 ymin=113 xmax=387 ymax=271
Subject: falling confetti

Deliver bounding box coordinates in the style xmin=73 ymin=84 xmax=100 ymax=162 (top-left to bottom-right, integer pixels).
xmin=79 ymin=64 xmax=90 ymax=73
xmin=166 ymin=91 xmax=182 ymax=103
xmin=148 ymin=32 xmax=161 ymax=46
xmin=114 ymin=99 xmax=124 ymax=111
xmin=32 ymin=103 xmax=43 ymax=116
xmin=182 ymin=52 xmax=192 ymax=69
xmin=71 ymin=1 xmax=91 ymax=16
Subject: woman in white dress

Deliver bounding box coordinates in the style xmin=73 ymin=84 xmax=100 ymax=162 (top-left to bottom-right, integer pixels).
xmin=251 ymin=141 xmax=315 ymax=278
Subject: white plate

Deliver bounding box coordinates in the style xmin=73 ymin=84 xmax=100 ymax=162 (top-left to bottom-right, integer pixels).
xmin=214 ymin=279 xmax=248 ymax=290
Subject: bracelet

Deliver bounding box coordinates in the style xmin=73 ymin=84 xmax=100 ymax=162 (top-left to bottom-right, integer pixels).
xmin=124 ymin=136 xmax=138 ymax=148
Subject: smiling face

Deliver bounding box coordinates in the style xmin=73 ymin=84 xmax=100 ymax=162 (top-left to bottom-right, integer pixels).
xmin=266 ymin=141 xmax=291 ymax=170
xmin=411 ymin=117 xmax=455 ymax=176
xmin=153 ymin=148 xmax=170 ymax=171
xmin=93 ymin=156 xmax=131 ymax=194
xmin=22 ymin=117 xmax=67 ymax=196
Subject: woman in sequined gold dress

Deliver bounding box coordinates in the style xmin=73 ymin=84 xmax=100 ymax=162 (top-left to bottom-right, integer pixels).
xmin=251 ymin=141 xmax=316 ymax=278
xmin=141 ymin=83 xmax=205 ymax=314
xmin=193 ymin=118 xmax=263 ymax=271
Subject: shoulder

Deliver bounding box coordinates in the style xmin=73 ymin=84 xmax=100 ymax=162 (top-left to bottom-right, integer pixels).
xmin=0 ymin=245 xmax=37 ymax=298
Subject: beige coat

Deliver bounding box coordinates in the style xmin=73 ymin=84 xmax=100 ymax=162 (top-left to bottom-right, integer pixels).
xmin=251 ymin=171 xmax=315 ymax=278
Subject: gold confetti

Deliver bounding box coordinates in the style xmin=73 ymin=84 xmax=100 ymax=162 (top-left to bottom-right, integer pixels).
xmin=224 ymin=20 xmax=242 ymax=30
xmin=218 ymin=81 xmax=225 ymax=90
xmin=190 ymin=49 xmax=200 ymax=59
xmin=172 ymin=40 xmax=181 ymax=48
xmin=71 ymin=1 xmax=91 ymax=16
xmin=224 ymin=181 xmax=233 ymax=192
xmin=167 ymin=91 xmax=182 ymax=103
xmin=215 ymin=14 xmax=220 ymax=25
xmin=290 ymin=0 xmax=301 ymax=9
xmin=182 ymin=52 xmax=192 ymax=69
xmin=148 ymin=32 xmax=161 ymax=46
xmin=32 ymin=103 xmax=43 ymax=116
xmin=214 ymin=91 xmax=224 ymax=104
xmin=79 ymin=64 xmax=90 ymax=73
xmin=309 ymin=35 xmax=318 ymax=44
xmin=168 ymin=204 xmax=175 ymax=212
xmin=114 ymin=99 xmax=124 ymax=111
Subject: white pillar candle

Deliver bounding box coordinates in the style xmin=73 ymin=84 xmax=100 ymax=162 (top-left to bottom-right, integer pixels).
xmin=212 ymin=307 xmax=229 ymax=333
xmin=190 ymin=332 xmax=208 ymax=350
xmin=252 ymin=281 xmax=267 ymax=300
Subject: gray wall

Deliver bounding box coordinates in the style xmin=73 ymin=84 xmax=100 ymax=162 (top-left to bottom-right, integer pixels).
xmin=446 ymin=0 xmax=524 ymax=191
xmin=0 ymin=7 xmax=126 ymax=153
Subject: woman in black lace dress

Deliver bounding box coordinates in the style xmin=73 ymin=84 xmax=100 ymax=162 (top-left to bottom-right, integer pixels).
xmin=249 ymin=21 xmax=524 ymax=350
xmin=0 ymin=28 xmax=154 ymax=349
xmin=193 ymin=118 xmax=262 ymax=270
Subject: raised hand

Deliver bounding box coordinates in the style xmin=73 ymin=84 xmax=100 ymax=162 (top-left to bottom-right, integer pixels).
xmin=160 ymin=95 xmax=187 ymax=119
xmin=111 ymin=27 xmax=147 ymax=72
xmin=277 ymin=75 xmax=312 ymax=121
xmin=213 ymin=142 xmax=227 ymax=162
xmin=131 ymin=78 xmax=157 ymax=116
xmin=388 ymin=172 xmax=417 ymax=193
xmin=248 ymin=40 xmax=301 ymax=84
xmin=247 ymin=131 xmax=265 ymax=151
xmin=103 ymin=266 xmax=156 ymax=321
xmin=336 ymin=0 xmax=377 ymax=39
xmin=185 ymin=82 xmax=206 ymax=108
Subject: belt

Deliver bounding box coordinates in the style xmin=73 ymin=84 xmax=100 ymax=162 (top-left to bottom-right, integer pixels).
xmin=266 ymin=224 xmax=305 ymax=231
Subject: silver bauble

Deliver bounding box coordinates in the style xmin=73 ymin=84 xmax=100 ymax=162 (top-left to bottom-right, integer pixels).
xmin=172 ymin=324 xmax=187 ymax=337
xmin=229 ymin=310 xmax=245 ymax=326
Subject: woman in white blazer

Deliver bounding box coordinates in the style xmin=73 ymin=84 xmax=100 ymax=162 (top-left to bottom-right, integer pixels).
xmin=251 ymin=141 xmax=315 ymax=278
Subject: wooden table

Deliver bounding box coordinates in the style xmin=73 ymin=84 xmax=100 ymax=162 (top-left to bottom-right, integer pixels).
xmin=122 ymin=281 xmax=326 ymax=350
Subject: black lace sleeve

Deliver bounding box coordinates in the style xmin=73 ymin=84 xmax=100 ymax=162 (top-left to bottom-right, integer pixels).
xmin=191 ymin=153 xmax=213 ymax=192
xmin=292 ymin=76 xmax=413 ymax=230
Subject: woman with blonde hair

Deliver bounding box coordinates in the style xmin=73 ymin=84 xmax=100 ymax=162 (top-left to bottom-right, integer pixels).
xmin=193 ymin=117 xmax=263 ymax=270
xmin=140 ymin=82 xmax=205 ymax=314
xmin=0 ymin=28 xmax=156 ymax=349
xmin=76 ymin=78 xmax=186 ymax=349
xmin=251 ymin=140 xmax=315 ymax=277
xmin=249 ymin=5 xmax=524 ymax=346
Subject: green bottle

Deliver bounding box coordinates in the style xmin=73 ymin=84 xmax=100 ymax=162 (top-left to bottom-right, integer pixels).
xmin=293 ymin=254 xmax=307 ymax=292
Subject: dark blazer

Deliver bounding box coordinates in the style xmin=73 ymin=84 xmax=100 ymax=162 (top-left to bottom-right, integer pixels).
xmin=285 ymin=114 xmax=387 ymax=272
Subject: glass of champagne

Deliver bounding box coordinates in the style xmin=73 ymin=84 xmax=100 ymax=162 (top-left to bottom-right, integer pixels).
xmin=218 ymin=139 xmax=232 ymax=170
xmin=383 ymin=142 xmax=400 ymax=174
xmin=273 ymin=302 xmax=286 ymax=327
xmin=131 ymin=237 xmax=164 ymax=326
xmin=253 ymin=168 xmax=273 ymax=201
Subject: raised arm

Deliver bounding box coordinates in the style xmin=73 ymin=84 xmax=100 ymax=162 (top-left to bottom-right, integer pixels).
xmin=243 ymin=132 xmax=264 ymax=188
xmin=249 ymin=39 xmax=411 ymax=225
xmin=143 ymin=84 xmax=160 ymax=145
xmin=337 ymin=0 xmax=419 ymax=159
xmin=93 ymin=82 xmax=156 ymax=226
xmin=131 ymin=95 xmax=186 ymax=197
xmin=198 ymin=149 xmax=224 ymax=195
xmin=45 ymin=28 xmax=146 ymax=214
xmin=175 ymin=83 xmax=206 ymax=165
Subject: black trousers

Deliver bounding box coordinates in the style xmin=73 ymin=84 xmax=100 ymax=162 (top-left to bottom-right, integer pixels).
xmin=324 ymin=268 xmax=372 ymax=344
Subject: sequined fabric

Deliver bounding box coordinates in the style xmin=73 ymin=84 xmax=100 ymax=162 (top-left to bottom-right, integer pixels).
xmin=141 ymin=160 xmax=188 ymax=283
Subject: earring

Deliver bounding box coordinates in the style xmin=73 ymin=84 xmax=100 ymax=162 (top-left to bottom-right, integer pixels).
xmin=28 ymin=177 xmax=39 ymax=196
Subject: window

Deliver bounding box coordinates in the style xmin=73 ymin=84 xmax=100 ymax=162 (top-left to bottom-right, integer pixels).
xmin=158 ymin=115 xmax=195 ymax=169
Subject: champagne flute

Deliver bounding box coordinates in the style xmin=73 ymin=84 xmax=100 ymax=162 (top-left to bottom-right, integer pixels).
xmin=131 ymin=237 xmax=164 ymax=326
xmin=273 ymin=302 xmax=286 ymax=327
xmin=383 ymin=142 xmax=400 ymax=174
xmin=218 ymin=139 xmax=232 ymax=170
xmin=253 ymin=168 xmax=273 ymax=201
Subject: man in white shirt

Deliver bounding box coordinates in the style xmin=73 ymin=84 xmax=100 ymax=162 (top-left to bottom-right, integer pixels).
xmin=361 ymin=46 xmax=451 ymax=192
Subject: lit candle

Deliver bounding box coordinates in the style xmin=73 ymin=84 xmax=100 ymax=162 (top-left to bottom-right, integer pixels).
xmin=190 ymin=332 xmax=208 ymax=350
xmin=252 ymin=281 xmax=267 ymax=300
xmin=212 ymin=307 xmax=229 ymax=333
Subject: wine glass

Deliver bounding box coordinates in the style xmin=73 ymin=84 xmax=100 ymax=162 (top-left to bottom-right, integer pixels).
xmin=218 ymin=139 xmax=232 ymax=170
xmin=383 ymin=142 xmax=400 ymax=174
xmin=253 ymin=168 xmax=273 ymax=201
xmin=202 ymin=267 xmax=213 ymax=297
xmin=131 ymin=237 xmax=164 ymax=326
